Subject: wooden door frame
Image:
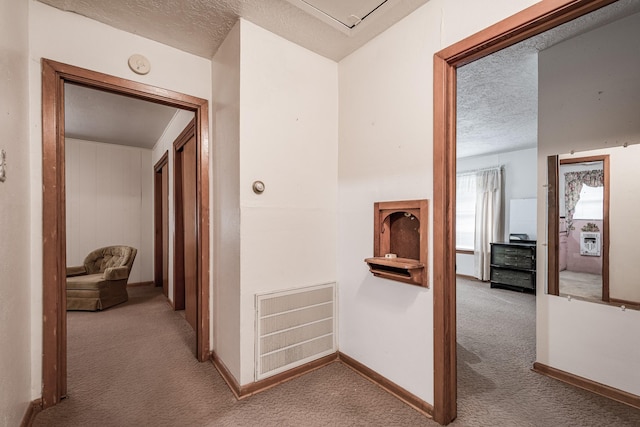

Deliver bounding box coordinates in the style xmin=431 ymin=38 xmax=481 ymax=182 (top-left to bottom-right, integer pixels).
xmin=548 ymin=155 xmax=610 ymax=301
xmin=432 ymin=0 xmax=618 ymax=424
xmin=172 ymin=120 xmax=196 ymax=311
xmin=41 ymin=59 xmax=210 ymax=408
xmin=154 ymin=151 xmax=169 ymax=294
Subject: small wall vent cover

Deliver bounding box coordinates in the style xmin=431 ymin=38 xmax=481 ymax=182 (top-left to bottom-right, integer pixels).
xmin=255 ymin=283 xmax=336 ymax=380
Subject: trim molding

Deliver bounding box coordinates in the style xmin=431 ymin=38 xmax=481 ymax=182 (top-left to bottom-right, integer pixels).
xmin=455 ymin=274 xmax=477 ymax=281
xmin=455 ymin=249 xmax=474 ymax=255
xmin=432 ymin=1 xmax=618 ymax=423
xmin=609 ymin=298 xmax=640 ymax=310
xmin=532 ymin=362 xmax=640 ymax=410
xmin=20 ymin=399 xmax=42 ymax=427
xmin=41 ymin=58 xmax=210 ymax=407
xmin=126 ymin=281 xmax=154 ymax=287
xmin=211 ymin=351 xmax=339 ymax=399
xmin=338 ymin=352 xmax=434 ymax=418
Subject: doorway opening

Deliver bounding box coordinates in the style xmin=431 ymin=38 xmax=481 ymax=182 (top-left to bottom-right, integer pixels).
xmin=432 ymin=0 xmax=620 ymax=424
xmin=41 ymin=59 xmax=210 ymax=408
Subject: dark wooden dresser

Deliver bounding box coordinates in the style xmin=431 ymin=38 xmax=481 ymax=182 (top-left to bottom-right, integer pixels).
xmin=490 ymin=242 xmax=536 ymax=293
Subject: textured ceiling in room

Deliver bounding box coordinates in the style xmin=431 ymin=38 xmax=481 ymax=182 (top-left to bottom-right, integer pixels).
xmin=456 ymin=0 xmax=640 ymax=159
xmin=37 ymin=0 xmax=428 ymax=61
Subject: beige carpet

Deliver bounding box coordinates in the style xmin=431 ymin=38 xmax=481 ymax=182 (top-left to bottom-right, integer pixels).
xmin=456 ymin=277 xmax=640 ymax=426
xmin=33 ymin=283 xmax=640 ymax=426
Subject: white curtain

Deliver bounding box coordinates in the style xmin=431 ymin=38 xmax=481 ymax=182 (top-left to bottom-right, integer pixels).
xmin=474 ymin=168 xmax=503 ymax=281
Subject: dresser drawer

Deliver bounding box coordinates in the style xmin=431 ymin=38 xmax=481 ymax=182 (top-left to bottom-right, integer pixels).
xmin=491 ymin=245 xmax=535 ymax=269
xmin=490 ymin=268 xmax=535 ymax=289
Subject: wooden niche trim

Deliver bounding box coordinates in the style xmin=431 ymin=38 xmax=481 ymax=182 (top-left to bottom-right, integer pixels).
xmin=365 ymin=199 xmax=429 ymax=287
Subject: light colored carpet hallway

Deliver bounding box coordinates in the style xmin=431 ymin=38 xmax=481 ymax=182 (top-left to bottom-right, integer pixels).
xmin=455 ymin=277 xmax=640 ymax=426
xmin=34 ymin=282 xmax=640 ymax=426
xmin=33 ymin=285 xmax=434 ymax=426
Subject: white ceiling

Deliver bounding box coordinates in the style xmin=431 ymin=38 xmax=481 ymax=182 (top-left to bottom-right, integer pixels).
xmin=56 ymin=0 xmax=640 ymax=152
xmin=456 ymin=0 xmax=640 ymax=159
xmin=64 ymin=84 xmax=182 ymax=149
xmin=38 ymin=0 xmax=428 ymax=61
xmin=50 ymin=0 xmax=428 ymax=148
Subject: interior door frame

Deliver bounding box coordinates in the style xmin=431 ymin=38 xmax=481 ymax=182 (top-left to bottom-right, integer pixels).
xmin=432 ymin=0 xmax=618 ymax=424
xmin=154 ymin=151 xmax=169 ymax=295
xmin=172 ymin=119 xmax=196 ymax=311
xmin=41 ymin=59 xmax=210 ymax=408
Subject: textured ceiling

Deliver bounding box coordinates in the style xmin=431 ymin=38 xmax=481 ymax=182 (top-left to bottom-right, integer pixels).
xmin=37 ymin=0 xmax=428 ymax=61
xmin=456 ymin=0 xmax=640 ymax=159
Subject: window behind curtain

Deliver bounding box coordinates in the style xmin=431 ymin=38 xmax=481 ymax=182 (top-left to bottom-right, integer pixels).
xmin=456 ymin=173 xmax=476 ymax=250
xmin=573 ymin=184 xmax=603 ymax=220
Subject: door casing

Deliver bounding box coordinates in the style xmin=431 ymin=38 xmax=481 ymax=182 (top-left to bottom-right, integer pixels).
xmin=41 ymin=59 xmax=210 ymax=408
xmin=432 ymin=0 xmax=618 ymax=424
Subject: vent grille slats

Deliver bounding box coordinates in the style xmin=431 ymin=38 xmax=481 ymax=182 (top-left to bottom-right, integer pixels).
xmin=256 ymin=283 xmax=336 ymax=380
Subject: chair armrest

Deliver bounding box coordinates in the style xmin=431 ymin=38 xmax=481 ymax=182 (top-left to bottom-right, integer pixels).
xmin=104 ymin=266 xmax=129 ymax=281
xmin=66 ymin=266 xmax=87 ymax=277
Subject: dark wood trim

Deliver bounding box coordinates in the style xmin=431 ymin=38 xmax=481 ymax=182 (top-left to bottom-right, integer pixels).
xmin=20 ymin=399 xmax=42 ymax=427
xmin=126 ymin=281 xmax=154 ymax=287
xmin=554 ymin=155 xmax=609 ymax=301
xmin=211 ymin=351 xmax=339 ymax=400
xmin=173 ymin=140 xmax=186 ymax=311
xmin=533 ymin=362 xmax=640 ymax=410
xmin=173 ymin=118 xmax=196 ymax=151
xmin=602 ymin=155 xmax=610 ymax=302
xmin=153 ymin=151 xmax=168 ymax=172
xmin=609 ymin=298 xmax=640 ymax=309
xmin=433 ymin=51 xmax=457 ymax=426
xmin=433 ymin=1 xmax=618 ymax=424
xmin=41 ymin=59 xmax=211 ymax=408
xmin=455 ymin=249 xmax=474 ymax=255
xmin=153 ymin=155 xmax=167 ymax=290
xmin=41 ymin=58 xmax=67 ymax=408
xmin=339 ymin=352 xmax=434 ymax=418
xmin=547 ymin=156 xmax=560 ymax=296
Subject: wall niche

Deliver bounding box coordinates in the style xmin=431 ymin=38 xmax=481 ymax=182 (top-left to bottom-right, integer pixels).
xmin=365 ymin=199 xmax=429 ymax=287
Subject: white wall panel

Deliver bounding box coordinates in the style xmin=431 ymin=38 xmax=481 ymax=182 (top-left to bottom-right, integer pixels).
xmin=338 ymin=0 xmax=538 ymax=405
xmin=66 ymin=138 xmax=153 ymax=284
xmin=538 ymin=11 xmax=640 ymax=395
xmin=0 ymin=0 xmax=31 ymax=423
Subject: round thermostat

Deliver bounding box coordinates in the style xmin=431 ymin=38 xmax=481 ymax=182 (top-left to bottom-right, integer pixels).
xmin=252 ymin=181 xmax=265 ymax=194
xmin=128 ymin=54 xmax=151 ymax=75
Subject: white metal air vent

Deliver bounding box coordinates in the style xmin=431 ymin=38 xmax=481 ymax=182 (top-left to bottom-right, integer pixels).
xmin=255 ymin=283 xmax=336 ymax=380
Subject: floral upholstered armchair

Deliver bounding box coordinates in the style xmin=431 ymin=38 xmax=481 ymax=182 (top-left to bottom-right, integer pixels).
xmin=66 ymin=246 xmax=137 ymax=311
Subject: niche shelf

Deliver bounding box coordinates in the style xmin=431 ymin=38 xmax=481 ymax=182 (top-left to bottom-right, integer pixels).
xmin=365 ymin=199 xmax=429 ymax=287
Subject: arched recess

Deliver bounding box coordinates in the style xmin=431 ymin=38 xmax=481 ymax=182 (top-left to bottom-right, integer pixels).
xmin=41 ymin=59 xmax=210 ymax=408
xmin=432 ymin=0 xmax=618 ymax=424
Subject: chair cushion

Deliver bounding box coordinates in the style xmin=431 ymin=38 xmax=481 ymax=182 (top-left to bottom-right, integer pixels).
xmin=66 ymin=273 xmax=111 ymax=290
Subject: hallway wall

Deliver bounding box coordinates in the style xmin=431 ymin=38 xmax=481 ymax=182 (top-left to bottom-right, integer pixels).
xmin=0 ymin=0 xmax=32 ymax=424
xmin=28 ymin=0 xmax=212 ymax=399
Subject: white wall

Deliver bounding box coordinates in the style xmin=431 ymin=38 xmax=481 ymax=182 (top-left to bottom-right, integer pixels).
xmin=237 ymin=20 xmax=338 ymax=385
xmin=0 ymin=0 xmax=32 ymax=423
xmin=66 ymin=138 xmax=153 ymax=284
xmin=29 ymin=0 xmax=212 ymax=398
xmin=211 ymin=21 xmax=242 ymax=380
xmin=338 ymin=0 xmax=538 ymax=404
xmin=151 ymin=109 xmax=195 ymax=302
xmin=538 ymin=11 xmax=640 ymax=396
xmin=456 ymin=148 xmax=537 ymax=276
